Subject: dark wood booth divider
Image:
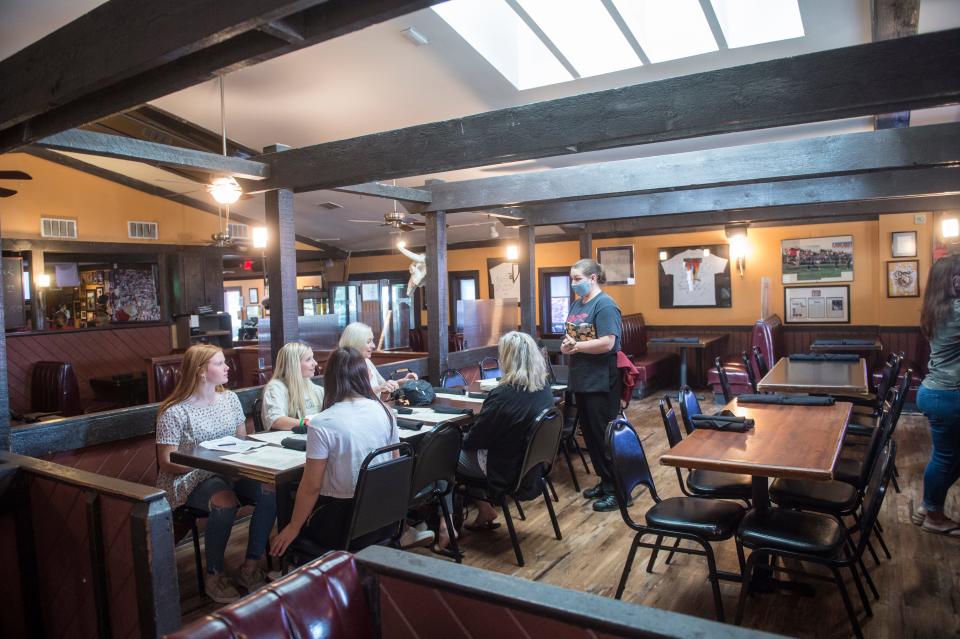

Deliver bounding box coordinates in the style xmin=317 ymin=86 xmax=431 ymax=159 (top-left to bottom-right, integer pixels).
xmin=0 ymin=451 xmax=178 ymax=639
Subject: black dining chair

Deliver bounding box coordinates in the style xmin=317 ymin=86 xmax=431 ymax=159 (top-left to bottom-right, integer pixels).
xmin=829 ymin=353 xmax=901 ymax=437
xmin=440 ymin=369 xmax=468 ymax=388
xmin=714 ymin=357 xmax=734 ymax=404
xmin=741 ymin=351 xmax=758 ymax=393
xmin=283 ymin=442 xmax=415 ymax=570
xmin=456 ymin=408 xmax=563 ymax=567
xmin=660 ymin=396 xmax=752 ymax=505
xmin=605 ymin=417 xmax=745 ymax=621
xmin=558 ymin=396 xmax=590 ymax=492
xmin=479 ymin=357 xmax=502 ymax=380
xmin=677 ymin=385 xmax=701 ymax=435
xmin=251 ymin=397 xmax=265 ymax=433
xmin=734 ymin=440 xmax=897 ymax=639
xmin=408 ymin=423 xmax=464 ymax=562
xmin=752 ymin=346 xmax=769 ymax=378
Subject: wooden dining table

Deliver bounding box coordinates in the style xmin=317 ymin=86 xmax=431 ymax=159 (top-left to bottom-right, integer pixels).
xmin=646 ymin=335 xmax=728 ymax=388
xmin=757 ymin=356 xmax=869 ymax=396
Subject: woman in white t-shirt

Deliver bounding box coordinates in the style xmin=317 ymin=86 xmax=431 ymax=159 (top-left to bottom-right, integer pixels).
xmin=260 ymin=342 xmax=323 ymax=431
xmin=270 ymin=347 xmax=400 ymax=555
xmin=338 ymin=321 xmax=417 ymax=397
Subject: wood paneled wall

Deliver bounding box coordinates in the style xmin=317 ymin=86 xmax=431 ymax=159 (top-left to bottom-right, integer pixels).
xmin=5 ymin=324 xmax=171 ymax=414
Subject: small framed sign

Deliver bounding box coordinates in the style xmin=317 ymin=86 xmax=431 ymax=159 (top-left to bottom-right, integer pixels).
xmin=597 ymin=245 xmax=635 ymax=285
xmin=891 ymin=231 xmax=917 ymax=258
xmin=248 ymin=287 xmax=259 ymax=304
xmin=784 ymin=285 xmax=850 ymax=324
xmin=887 ymin=260 xmax=920 ymax=297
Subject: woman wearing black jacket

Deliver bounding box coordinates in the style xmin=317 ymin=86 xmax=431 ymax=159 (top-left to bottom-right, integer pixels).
xmin=457 ymin=331 xmax=554 ymax=531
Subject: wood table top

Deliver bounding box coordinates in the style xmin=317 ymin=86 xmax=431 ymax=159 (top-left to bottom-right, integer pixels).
xmin=756 ymin=356 xmax=869 ymax=395
xmin=809 ymin=339 xmax=883 ymax=352
xmin=172 ymin=440 xmax=305 ymax=485
xmin=646 ymin=335 xmax=727 ymax=349
xmin=660 ymin=398 xmax=852 ymax=480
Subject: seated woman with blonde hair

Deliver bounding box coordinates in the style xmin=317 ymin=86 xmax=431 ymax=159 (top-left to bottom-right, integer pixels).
xmin=261 ymin=341 xmax=323 ymax=431
xmin=155 ymin=344 xmax=276 ymax=603
xmin=339 ymin=321 xmax=417 ymax=397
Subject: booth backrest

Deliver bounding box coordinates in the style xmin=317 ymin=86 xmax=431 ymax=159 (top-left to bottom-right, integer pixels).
xmin=751 ymin=315 xmax=784 ymax=374
xmin=30 ymin=361 xmax=83 ymax=416
xmin=148 ymin=351 xmax=246 ymax=403
xmin=620 ymin=313 xmax=649 ymax=358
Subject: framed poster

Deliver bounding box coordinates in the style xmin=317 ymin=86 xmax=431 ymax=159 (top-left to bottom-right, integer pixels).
xmin=248 ymin=287 xmax=259 ymax=303
xmin=658 ymin=245 xmax=732 ymax=308
xmin=486 ymin=257 xmax=520 ymax=301
xmin=891 ymin=231 xmax=917 ymax=258
xmin=781 ymin=235 xmax=853 ymax=284
xmin=246 ymin=305 xmax=261 ymax=318
xmin=784 ymin=285 xmax=850 ymax=324
xmin=887 ymin=260 xmax=920 ymax=297
xmin=597 ymin=245 xmax=635 ymax=285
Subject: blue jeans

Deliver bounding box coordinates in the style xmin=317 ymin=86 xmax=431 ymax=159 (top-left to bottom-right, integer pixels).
xmin=185 ymin=476 xmax=277 ymax=573
xmin=917 ymin=385 xmax=960 ymax=513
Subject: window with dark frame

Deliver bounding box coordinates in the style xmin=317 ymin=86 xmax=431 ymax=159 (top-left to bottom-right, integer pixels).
xmin=539 ymin=268 xmax=572 ymax=336
xmin=449 ymin=270 xmax=480 ymax=330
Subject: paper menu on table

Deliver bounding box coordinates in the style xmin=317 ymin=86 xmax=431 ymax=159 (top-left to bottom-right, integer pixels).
xmin=222 ymin=447 xmax=305 ymax=471
xmin=199 ymin=436 xmax=267 ymax=452
xmin=392 ymin=407 xmax=471 ymax=425
xmin=434 ymin=392 xmax=485 ymax=404
xmin=248 ymin=431 xmax=306 ymax=446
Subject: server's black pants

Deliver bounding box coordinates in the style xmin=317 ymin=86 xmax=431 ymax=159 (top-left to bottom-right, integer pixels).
xmin=575 ymin=384 xmax=621 ymax=494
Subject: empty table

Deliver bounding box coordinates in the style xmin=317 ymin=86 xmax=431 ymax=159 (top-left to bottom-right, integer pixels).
xmin=757 ymin=356 xmax=868 ymax=396
xmin=646 ymin=335 xmax=727 ymax=388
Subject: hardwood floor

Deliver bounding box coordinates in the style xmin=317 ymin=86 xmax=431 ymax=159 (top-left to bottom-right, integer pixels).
xmin=176 ymin=392 xmax=959 ymax=638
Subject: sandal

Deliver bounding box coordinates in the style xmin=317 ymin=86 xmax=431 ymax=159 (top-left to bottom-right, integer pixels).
xmin=463 ymin=519 xmax=500 ymax=532
xmin=909 ymin=499 xmax=927 ymax=526
xmin=922 ymin=518 xmax=960 ymax=537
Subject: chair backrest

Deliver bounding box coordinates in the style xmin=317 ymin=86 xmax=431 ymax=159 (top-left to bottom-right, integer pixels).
xmin=479 ymin=357 xmax=502 ymax=380
xmin=855 ymin=389 xmax=897 ymax=488
xmin=658 ymin=396 xmax=683 ymax=449
xmin=619 ymin=313 xmax=649 ymax=358
xmin=677 ymin=385 xmax=702 ymax=435
xmin=605 ymin=418 xmax=659 ymax=509
xmin=752 ymin=346 xmax=769 ymax=377
xmin=889 ymin=368 xmax=913 ymax=436
xmin=252 ymin=397 xmax=265 ymax=433
xmin=346 ymin=442 xmax=415 ymax=548
xmin=409 ymin=423 xmax=463 ymax=502
xmin=513 ymin=408 xmax=564 ymax=491
xmin=390 ymin=367 xmax=413 ymax=381
xmin=874 ymin=353 xmax=902 ymax=403
xmin=854 ymin=439 xmax=896 ymax=560
xmin=31 ymin=361 xmax=83 ymax=416
xmin=741 ymin=351 xmax=758 ymax=392
xmin=440 ymin=369 xmax=467 ymax=388
xmin=408 ymin=328 xmax=424 ymax=352
xmin=714 ymin=357 xmax=734 ymax=403
xmin=540 ymin=345 xmax=557 ymax=385
xmin=751 ymin=315 xmax=784 ymax=369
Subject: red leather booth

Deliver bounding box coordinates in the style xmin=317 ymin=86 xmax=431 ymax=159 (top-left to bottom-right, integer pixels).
xmin=620 ymin=313 xmax=678 ymax=398
xmin=706 ymin=315 xmax=784 ymax=400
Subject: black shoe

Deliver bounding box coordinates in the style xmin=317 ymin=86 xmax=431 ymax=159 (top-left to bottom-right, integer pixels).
xmin=592 ymin=494 xmax=629 ymax=512
xmin=582 ymin=483 xmax=604 ymax=499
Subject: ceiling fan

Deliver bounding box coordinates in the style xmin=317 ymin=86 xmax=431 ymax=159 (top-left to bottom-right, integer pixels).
xmin=0 ymin=170 xmax=32 ymax=197
xmin=348 ymin=186 xmax=426 ymax=232
xmin=207 ymin=75 xmax=244 ymax=248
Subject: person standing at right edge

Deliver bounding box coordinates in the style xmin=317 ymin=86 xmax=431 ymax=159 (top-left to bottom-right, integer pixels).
xmin=561 ymin=259 xmax=623 ymax=512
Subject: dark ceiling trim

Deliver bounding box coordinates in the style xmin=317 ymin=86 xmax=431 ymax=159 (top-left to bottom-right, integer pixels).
xmin=871 ymin=0 xmax=920 ymax=129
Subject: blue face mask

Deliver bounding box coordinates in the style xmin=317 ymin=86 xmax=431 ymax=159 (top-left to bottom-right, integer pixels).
xmin=572 ymin=281 xmax=592 ymax=297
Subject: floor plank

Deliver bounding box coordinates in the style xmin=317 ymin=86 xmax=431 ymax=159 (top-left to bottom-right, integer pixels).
xmin=175 ymin=392 xmax=958 ymax=638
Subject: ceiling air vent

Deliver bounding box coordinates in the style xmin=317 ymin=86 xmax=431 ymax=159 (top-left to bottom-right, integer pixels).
xmin=40 ymin=217 xmax=77 ymax=239
xmin=128 ymin=220 xmax=159 ymax=240
xmin=228 ymin=222 xmax=250 ymax=239
xmin=317 ymin=201 xmax=343 ymax=210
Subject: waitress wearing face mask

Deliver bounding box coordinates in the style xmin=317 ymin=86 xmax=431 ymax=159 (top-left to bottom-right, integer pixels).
xmin=560 ymin=258 xmax=623 ymax=512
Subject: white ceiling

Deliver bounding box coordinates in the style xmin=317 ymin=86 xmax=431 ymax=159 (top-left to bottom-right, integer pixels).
xmin=5 ymin=0 xmax=960 ymax=251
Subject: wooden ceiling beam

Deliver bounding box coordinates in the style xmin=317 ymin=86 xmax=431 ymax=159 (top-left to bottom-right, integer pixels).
xmin=871 ymin=0 xmax=920 ymax=129
xmin=426 ymin=123 xmax=960 ymax=213
xmin=254 ymin=29 xmax=960 ymax=193
xmin=0 ymin=0 xmax=440 ymax=152
xmin=331 ymin=182 xmax=432 ymax=203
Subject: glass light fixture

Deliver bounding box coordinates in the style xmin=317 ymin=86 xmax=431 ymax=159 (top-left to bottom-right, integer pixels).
xmin=396 ymin=240 xmax=407 ymax=249
xmin=506 ymin=244 xmax=519 ymax=260
xmin=210 ymin=176 xmax=242 ymax=204
xmin=37 ymin=273 xmax=51 ymax=288
xmin=658 ymin=250 xmax=669 ymax=261
xmin=252 ymin=226 xmax=268 ymax=249
xmin=943 ymin=217 xmax=960 ymax=238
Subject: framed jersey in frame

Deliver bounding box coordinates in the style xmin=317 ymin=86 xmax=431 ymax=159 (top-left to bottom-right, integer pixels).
xmin=658 ymin=244 xmax=732 ymax=308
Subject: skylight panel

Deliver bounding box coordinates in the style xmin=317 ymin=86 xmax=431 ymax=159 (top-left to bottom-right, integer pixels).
xmin=612 ymin=0 xmax=718 ymax=63
xmin=433 ymin=0 xmax=573 ymax=90
xmin=515 ymin=0 xmax=640 ymax=77
xmin=709 ymin=0 xmax=805 ymax=48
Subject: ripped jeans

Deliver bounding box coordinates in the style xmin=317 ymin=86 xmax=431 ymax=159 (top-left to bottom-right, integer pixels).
xmin=185 ymin=475 xmax=277 ymax=573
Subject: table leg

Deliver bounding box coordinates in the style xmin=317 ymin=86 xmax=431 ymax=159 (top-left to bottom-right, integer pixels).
xmin=678 ymin=347 xmax=689 ymax=388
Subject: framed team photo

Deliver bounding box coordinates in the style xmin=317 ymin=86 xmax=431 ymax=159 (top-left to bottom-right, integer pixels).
xmin=781 ymin=235 xmax=853 ymax=284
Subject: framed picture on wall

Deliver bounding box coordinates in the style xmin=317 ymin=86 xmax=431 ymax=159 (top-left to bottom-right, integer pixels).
xmin=781 ymin=235 xmax=853 ymax=284
xmin=657 ymin=244 xmax=732 ymax=308
xmin=246 ymin=305 xmax=261 ymax=318
xmin=248 ymin=288 xmax=259 ymax=303
xmin=784 ymin=285 xmax=850 ymax=324
xmin=891 ymin=231 xmax=917 ymax=258
xmin=887 ymin=260 xmax=920 ymax=297
xmin=597 ymin=245 xmax=635 ymax=285
xmin=486 ymin=257 xmax=520 ymax=301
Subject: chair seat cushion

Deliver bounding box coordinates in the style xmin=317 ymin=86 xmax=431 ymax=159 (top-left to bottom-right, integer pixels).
xmin=849 ymin=412 xmax=876 ymax=427
xmin=631 ymin=352 xmax=677 ymax=382
xmin=737 ymin=508 xmax=845 ymax=556
xmin=686 ymin=469 xmax=753 ymax=499
xmin=769 ymin=477 xmax=858 ymax=513
xmin=834 ymin=457 xmax=863 ymax=485
xmin=645 ymin=497 xmax=744 ymax=541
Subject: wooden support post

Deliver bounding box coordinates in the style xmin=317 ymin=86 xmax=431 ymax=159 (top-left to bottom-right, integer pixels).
xmin=519 ymin=225 xmax=537 ymax=336
xmin=579 ymin=234 xmax=592 ymax=260
xmin=425 ymin=211 xmax=448 ymax=384
xmin=263 ymin=143 xmax=299 ymax=364
xmin=0 ymin=254 xmax=8 ymax=450
xmin=29 ymin=250 xmax=44 ymax=331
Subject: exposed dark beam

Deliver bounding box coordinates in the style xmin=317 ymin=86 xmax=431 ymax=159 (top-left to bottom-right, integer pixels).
xmin=331 ymin=182 xmax=432 ymax=203
xmin=259 ymin=16 xmax=307 ymax=44
xmin=582 ymin=196 xmax=960 ymax=236
xmin=0 ymin=1 xmax=440 ymax=152
xmin=254 ymin=29 xmax=960 ymax=193
xmin=511 ymin=167 xmax=960 ymax=227
xmin=264 ymin=144 xmax=299 ymax=361
xmin=579 ymin=234 xmax=593 ymax=260
xmin=35 ymin=130 xmax=270 ymax=180
xmin=426 ymin=123 xmax=960 ymax=213
xmin=425 ymin=211 xmax=449 ymax=384
xmin=518 ymin=226 xmax=537 ymax=336
xmin=872 ymin=0 xmax=920 ymax=129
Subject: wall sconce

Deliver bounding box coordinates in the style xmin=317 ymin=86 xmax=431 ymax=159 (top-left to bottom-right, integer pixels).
xmin=725 ymin=224 xmax=750 ymax=278
xmin=944 ymin=217 xmax=960 ymax=239
xmin=506 ymin=244 xmax=519 ymax=260
xmin=396 ymin=240 xmax=406 ymax=249
xmin=658 ymin=250 xmax=668 ymax=261
xmin=252 ymin=226 xmax=268 ymax=249
xmin=37 ymin=273 xmax=51 ymax=288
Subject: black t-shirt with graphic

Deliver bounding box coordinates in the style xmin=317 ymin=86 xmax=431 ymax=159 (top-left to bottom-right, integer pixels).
xmin=566 ymin=292 xmax=621 ymax=393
